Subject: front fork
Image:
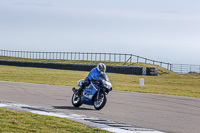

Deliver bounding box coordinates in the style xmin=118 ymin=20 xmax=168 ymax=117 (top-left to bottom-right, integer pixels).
xmin=96 ymin=89 xmax=100 ymax=101
xmin=96 ymin=88 xmax=105 ymax=101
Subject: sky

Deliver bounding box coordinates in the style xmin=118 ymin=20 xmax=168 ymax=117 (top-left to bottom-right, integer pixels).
xmin=0 ymin=0 xmax=200 ymax=64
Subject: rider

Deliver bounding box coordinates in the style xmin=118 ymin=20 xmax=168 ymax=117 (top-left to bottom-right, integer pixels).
xmin=77 ymin=63 xmax=106 ymax=96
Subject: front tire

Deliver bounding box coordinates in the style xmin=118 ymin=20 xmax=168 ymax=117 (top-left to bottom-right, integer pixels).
xmin=72 ymin=93 xmax=82 ymax=107
xmin=94 ymin=91 xmax=107 ymax=110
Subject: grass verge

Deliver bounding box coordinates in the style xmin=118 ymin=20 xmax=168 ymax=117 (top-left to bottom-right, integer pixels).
xmin=0 ymin=65 xmax=200 ymax=97
xmin=0 ymin=56 xmax=199 ymax=132
xmin=0 ymin=107 xmax=109 ymax=133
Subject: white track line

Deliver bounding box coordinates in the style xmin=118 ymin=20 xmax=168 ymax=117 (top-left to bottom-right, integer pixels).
xmin=0 ymin=102 xmax=165 ymax=133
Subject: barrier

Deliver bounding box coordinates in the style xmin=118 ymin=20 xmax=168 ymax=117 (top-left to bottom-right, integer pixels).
xmin=0 ymin=60 xmax=158 ymax=76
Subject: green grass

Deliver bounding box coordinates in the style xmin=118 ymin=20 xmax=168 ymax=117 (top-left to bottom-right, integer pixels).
xmin=0 ymin=107 xmax=109 ymax=133
xmin=0 ymin=55 xmax=200 ymax=97
xmin=0 ymin=65 xmax=200 ymax=97
xmin=0 ymin=56 xmax=200 ymax=132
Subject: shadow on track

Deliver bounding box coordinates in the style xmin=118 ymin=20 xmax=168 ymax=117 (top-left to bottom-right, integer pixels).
xmin=52 ymin=106 xmax=94 ymax=111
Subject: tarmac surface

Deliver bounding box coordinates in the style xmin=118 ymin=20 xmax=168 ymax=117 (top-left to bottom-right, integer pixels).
xmin=0 ymin=81 xmax=200 ymax=133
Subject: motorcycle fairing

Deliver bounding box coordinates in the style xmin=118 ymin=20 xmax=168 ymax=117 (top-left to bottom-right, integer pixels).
xmin=81 ymin=83 xmax=98 ymax=105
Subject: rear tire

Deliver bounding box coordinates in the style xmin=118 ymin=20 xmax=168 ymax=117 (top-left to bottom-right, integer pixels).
xmin=94 ymin=91 xmax=107 ymax=110
xmin=71 ymin=93 xmax=82 ymax=107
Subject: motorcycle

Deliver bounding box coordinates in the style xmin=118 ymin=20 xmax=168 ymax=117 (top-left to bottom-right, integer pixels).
xmin=72 ymin=74 xmax=112 ymax=110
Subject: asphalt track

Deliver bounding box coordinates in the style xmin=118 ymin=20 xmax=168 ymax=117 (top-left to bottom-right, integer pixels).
xmin=0 ymin=81 xmax=200 ymax=133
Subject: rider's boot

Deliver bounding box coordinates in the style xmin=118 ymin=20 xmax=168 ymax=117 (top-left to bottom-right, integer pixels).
xmin=77 ymin=88 xmax=81 ymax=97
xmin=77 ymin=86 xmax=84 ymax=97
xmin=77 ymin=80 xmax=87 ymax=97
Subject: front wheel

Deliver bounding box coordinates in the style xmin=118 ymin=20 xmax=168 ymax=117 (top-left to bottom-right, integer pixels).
xmin=72 ymin=93 xmax=82 ymax=107
xmin=94 ymin=91 xmax=107 ymax=110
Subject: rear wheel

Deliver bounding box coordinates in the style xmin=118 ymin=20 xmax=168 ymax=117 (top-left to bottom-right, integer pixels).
xmin=94 ymin=91 xmax=107 ymax=110
xmin=71 ymin=93 xmax=82 ymax=107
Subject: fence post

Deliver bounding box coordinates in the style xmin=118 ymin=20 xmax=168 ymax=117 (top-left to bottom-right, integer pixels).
xmin=91 ymin=53 xmax=93 ymax=61
xmin=170 ymin=64 xmax=172 ymax=71
xmin=33 ymin=51 xmax=35 ymax=59
xmin=95 ymin=53 xmax=97 ymax=61
xmin=130 ymin=54 xmax=132 ymax=63
xmin=137 ymin=56 xmax=139 ymax=63
xmin=167 ymin=63 xmax=169 ymax=70
xmin=63 ymin=52 xmax=65 ymax=60
xmin=45 ymin=52 xmax=47 ymax=59
xmin=74 ymin=52 xmax=76 ymax=60
xmin=87 ymin=53 xmax=88 ymax=60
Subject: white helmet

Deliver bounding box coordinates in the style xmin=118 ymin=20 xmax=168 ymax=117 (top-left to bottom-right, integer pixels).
xmin=97 ymin=63 xmax=106 ymax=74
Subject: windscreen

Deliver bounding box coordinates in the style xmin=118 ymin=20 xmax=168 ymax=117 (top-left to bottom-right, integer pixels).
xmin=98 ymin=74 xmax=110 ymax=82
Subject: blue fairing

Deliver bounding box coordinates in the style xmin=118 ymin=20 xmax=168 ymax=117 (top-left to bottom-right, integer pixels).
xmin=81 ymin=83 xmax=98 ymax=105
xmin=79 ymin=70 xmax=111 ymax=105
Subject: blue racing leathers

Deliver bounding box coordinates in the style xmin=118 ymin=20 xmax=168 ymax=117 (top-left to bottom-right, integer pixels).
xmin=79 ymin=67 xmax=106 ymax=93
xmin=86 ymin=67 xmax=106 ymax=81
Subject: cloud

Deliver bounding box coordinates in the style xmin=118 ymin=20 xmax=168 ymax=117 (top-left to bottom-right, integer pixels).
xmin=13 ymin=1 xmax=52 ymax=7
xmin=161 ymin=10 xmax=181 ymax=14
xmin=55 ymin=7 xmax=200 ymax=22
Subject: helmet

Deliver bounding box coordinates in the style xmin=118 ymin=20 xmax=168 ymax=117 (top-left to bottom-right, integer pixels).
xmin=97 ymin=63 xmax=106 ymax=74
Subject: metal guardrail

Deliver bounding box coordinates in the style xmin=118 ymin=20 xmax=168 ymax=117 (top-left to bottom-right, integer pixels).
xmin=0 ymin=49 xmax=200 ymax=73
